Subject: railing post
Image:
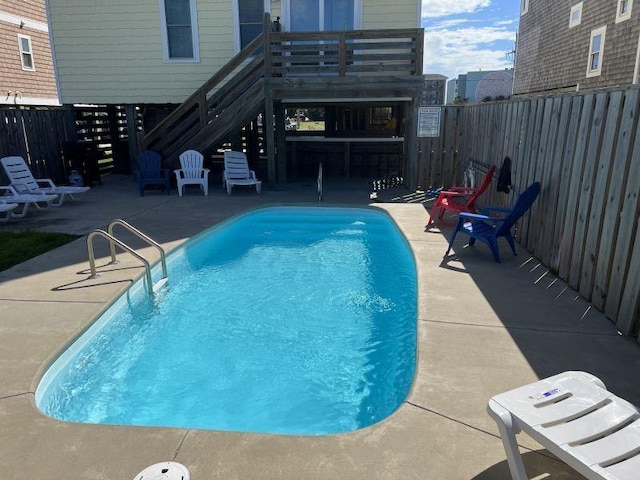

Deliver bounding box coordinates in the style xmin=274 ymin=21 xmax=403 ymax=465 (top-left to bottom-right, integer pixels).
xmin=415 ymin=28 xmax=425 ymax=75
xmin=338 ymin=31 xmax=347 ymax=76
xmin=198 ymin=88 xmax=207 ymax=128
xmin=263 ymin=12 xmax=272 ymax=78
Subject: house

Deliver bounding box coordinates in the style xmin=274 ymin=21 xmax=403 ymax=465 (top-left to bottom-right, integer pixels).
xmin=446 ymin=70 xmax=513 ymax=104
xmin=0 ymin=0 xmax=59 ymax=106
xmin=514 ymin=0 xmax=640 ymax=96
xmin=45 ymin=0 xmax=425 ymax=187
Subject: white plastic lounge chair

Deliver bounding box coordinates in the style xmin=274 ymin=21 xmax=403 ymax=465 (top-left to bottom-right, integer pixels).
xmin=223 ymin=150 xmax=262 ymax=195
xmin=0 ymin=185 xmax=58 ymax=218
xmin=1 ymin=156 xmax=90 ymax=206
xmin=0 ymin=200 xmax=18 ymax=222
xmin=175 ymin=150 xmax=209 ymax=196
xmin=488 ymin=371 xmax=640 ymax=480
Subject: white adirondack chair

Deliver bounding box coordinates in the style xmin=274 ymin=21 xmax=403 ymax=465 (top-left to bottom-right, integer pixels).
xmin=1 ymin=156 xmax=90 ymax=206
xmin=175 ymin=150 xmax=209 ymax=196
xmin=223 ymin=150 xmax=262 ymax=195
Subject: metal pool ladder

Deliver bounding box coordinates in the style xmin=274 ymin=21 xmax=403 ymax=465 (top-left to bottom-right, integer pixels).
xmin=86 ymin=219 xmax=168 ymax=295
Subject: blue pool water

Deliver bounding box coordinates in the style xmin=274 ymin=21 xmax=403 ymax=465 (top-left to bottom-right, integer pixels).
xmin=36 ymin=207 xmax=417 ymax=435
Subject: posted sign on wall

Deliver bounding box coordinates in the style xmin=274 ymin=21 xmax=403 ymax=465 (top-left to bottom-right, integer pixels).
xmin=417 ymin=107 xmax=441 ymax=137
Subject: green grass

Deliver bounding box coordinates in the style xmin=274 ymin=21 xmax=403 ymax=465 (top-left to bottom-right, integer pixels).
xmin=0 ymin=231 xmax=80 ymax=272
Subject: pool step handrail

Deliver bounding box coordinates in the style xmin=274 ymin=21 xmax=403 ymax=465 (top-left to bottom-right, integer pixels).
xmin=106 ymin=219 xmax=167 ymax=279
xmin=86 ymin=220 xmax=168 ymax=296
xmin=86 ymin=229 xmax=155 ymax=295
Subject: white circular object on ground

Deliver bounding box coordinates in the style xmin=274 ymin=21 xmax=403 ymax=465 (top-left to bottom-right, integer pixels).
xmin=134 ymin=461 xmax=190 ymax=480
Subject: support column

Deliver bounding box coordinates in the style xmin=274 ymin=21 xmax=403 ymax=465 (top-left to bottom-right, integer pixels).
xmin=275 ymin=101 xmax=287 ymax=184
xmin=265 ymin=97 xmax=276 ymax=187
xmin=403 ymin=98 xmax=420 ymax=191
xmin=125 ymin=105 xmax=139 ymax=172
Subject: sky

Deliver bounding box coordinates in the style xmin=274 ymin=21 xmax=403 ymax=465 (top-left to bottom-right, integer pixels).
xmin=421 ymin=0 xmax=519 ymax=81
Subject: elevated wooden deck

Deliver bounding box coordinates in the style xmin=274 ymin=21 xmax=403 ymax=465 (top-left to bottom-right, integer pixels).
xmin=140 ymin=14 xmax=425 ymax=186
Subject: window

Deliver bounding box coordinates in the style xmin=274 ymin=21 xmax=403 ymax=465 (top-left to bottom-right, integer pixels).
xmin=234 ymin=0 xmax=267 ymax=51
xmin=569 ymin=2 xmax=583 ymax=28
xmin=284 ymin=0 xmax=361 ymax=31
xmin=18 ymin=35 xmax=34 ymax=71
xmin=159 ymin=0 xmax=200 ymax=62
xmin=586 ymin=26 xmax=606 ymax=78
xmin=520 ymin=0 xmax=529 ymax=15
xmin=616 ymin=0 xmax=633 ymax=23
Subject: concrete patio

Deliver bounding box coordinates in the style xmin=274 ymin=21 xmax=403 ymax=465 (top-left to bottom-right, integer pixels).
xmin=1 ymin=174 xmax=639 ymax=480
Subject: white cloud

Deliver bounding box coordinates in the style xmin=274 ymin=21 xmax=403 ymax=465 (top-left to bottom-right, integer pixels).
xmin=494 ymin=19 xmax=518 ymax=26
xmin=422 ymin=0 xmax=492 ymax=19
xmin=423 ymin=26 xmax=516 ymax=80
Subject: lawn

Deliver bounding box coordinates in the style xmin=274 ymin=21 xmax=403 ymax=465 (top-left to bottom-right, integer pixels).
xmin=0 ymin=231 xmax=80 ymax=272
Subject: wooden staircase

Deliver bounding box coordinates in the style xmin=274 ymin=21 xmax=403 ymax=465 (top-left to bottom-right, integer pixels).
xmin=139 ymin=14 xmax=425 ymax=184
xmin=139 ymin=33 xmax=267 ymax=165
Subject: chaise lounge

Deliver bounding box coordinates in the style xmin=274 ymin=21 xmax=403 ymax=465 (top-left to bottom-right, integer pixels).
xmin=488 ymin=371 xmax=640 ymax=480
xmin=1 ymin=156 xmax=90 ymax=206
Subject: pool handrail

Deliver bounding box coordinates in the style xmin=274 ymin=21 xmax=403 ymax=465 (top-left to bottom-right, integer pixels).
xmin=86 ymin=229 xmax=154 ymax=295
xmin=107 ymin=219 xmax=168 ymax=279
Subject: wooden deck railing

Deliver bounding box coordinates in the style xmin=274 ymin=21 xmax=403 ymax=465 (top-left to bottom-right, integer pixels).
xmin=268 ymin=28 xmax=424 ymax=77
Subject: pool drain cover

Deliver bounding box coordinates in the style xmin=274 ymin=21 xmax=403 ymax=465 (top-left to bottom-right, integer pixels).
xmin=134 ymin=461 xmax=190 ymax=480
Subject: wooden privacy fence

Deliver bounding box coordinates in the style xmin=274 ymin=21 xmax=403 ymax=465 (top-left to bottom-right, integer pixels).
xmin=417 ymin=85 xmax=640 ymax=338
xmin=0 ymin=107 xmax=72 ymax=183
xmin=0 ymin=105 xmax=140 ymax=185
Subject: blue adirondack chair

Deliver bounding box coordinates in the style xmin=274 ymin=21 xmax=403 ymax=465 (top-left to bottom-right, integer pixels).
xmin=445 ymin=182 xmax=541 ymax=262
xmin=134 ymin=150 xmax=170 ymax=196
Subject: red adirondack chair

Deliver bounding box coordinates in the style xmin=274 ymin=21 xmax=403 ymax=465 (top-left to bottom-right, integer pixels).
xmin=426 ymin=165 xmax=496 ymax=227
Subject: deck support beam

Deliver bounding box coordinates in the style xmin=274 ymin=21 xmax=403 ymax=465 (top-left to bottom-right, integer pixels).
xmin=265 ymin=97 xmax=276 ymax=187
xmin=275 ymin=101 xmax=287 ymax=184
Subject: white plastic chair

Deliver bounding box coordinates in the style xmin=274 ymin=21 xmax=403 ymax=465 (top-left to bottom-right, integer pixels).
xmin=223 ymin=150 xmax=262 ymax=195
xmin=175 ymin=150 xmax=209 ymax=196
xmin=0 ymin=185 xmax=58 ymax=218
xmin=488 ymin=371 xmax=640 ymax=480
xmin=1 ymin=156 xmax=90 ymax=206
xmin=0 ymin=200 xmax=18 ymax=222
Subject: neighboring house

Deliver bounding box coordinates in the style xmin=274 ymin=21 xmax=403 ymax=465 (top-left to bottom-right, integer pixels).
xmin=0 ymin=0 xmax=59 ymax=106
xmin=46 ymin=0 xmax=426 ymax=187
xmin=422 ymin=74 xmax=447 ymax=105
xmin=446 ymin=70 xmax=513 ymax=104
xmin=514 ymin=0 xmax=640 ymax=96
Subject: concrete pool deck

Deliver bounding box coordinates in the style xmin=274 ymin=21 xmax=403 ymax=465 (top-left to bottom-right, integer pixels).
xmin=1 ymin=174 xmax=639 ymax=480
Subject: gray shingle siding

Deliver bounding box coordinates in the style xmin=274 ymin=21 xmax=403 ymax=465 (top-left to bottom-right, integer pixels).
xmin=514 ymin=0 xmax=640 ymax=95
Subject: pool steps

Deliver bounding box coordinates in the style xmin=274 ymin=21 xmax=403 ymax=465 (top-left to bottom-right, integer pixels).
xmin=86 ymin=219 xmax=168 ymax=295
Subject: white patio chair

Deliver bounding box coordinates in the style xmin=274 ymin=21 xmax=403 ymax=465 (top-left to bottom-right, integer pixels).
xmin=0 ymin=185 xmax=58 ymax=218
xmin=488 ymin=371 xmax=640 ymax=480
xmin=223 ymin=150 xmax=262 ymax=195
xmin=1 ymin=156 xmax=90 ymax=207
xmin=175 ymin=150 xmax=209 ymax=196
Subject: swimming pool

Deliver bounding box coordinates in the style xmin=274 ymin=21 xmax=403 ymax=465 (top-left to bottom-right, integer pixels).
xmin=36 ymin=207 xmax=417 ymax=435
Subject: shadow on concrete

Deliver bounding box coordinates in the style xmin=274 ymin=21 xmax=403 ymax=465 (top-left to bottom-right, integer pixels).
xmin=472 ymin=451 xmax=580 ymax=480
